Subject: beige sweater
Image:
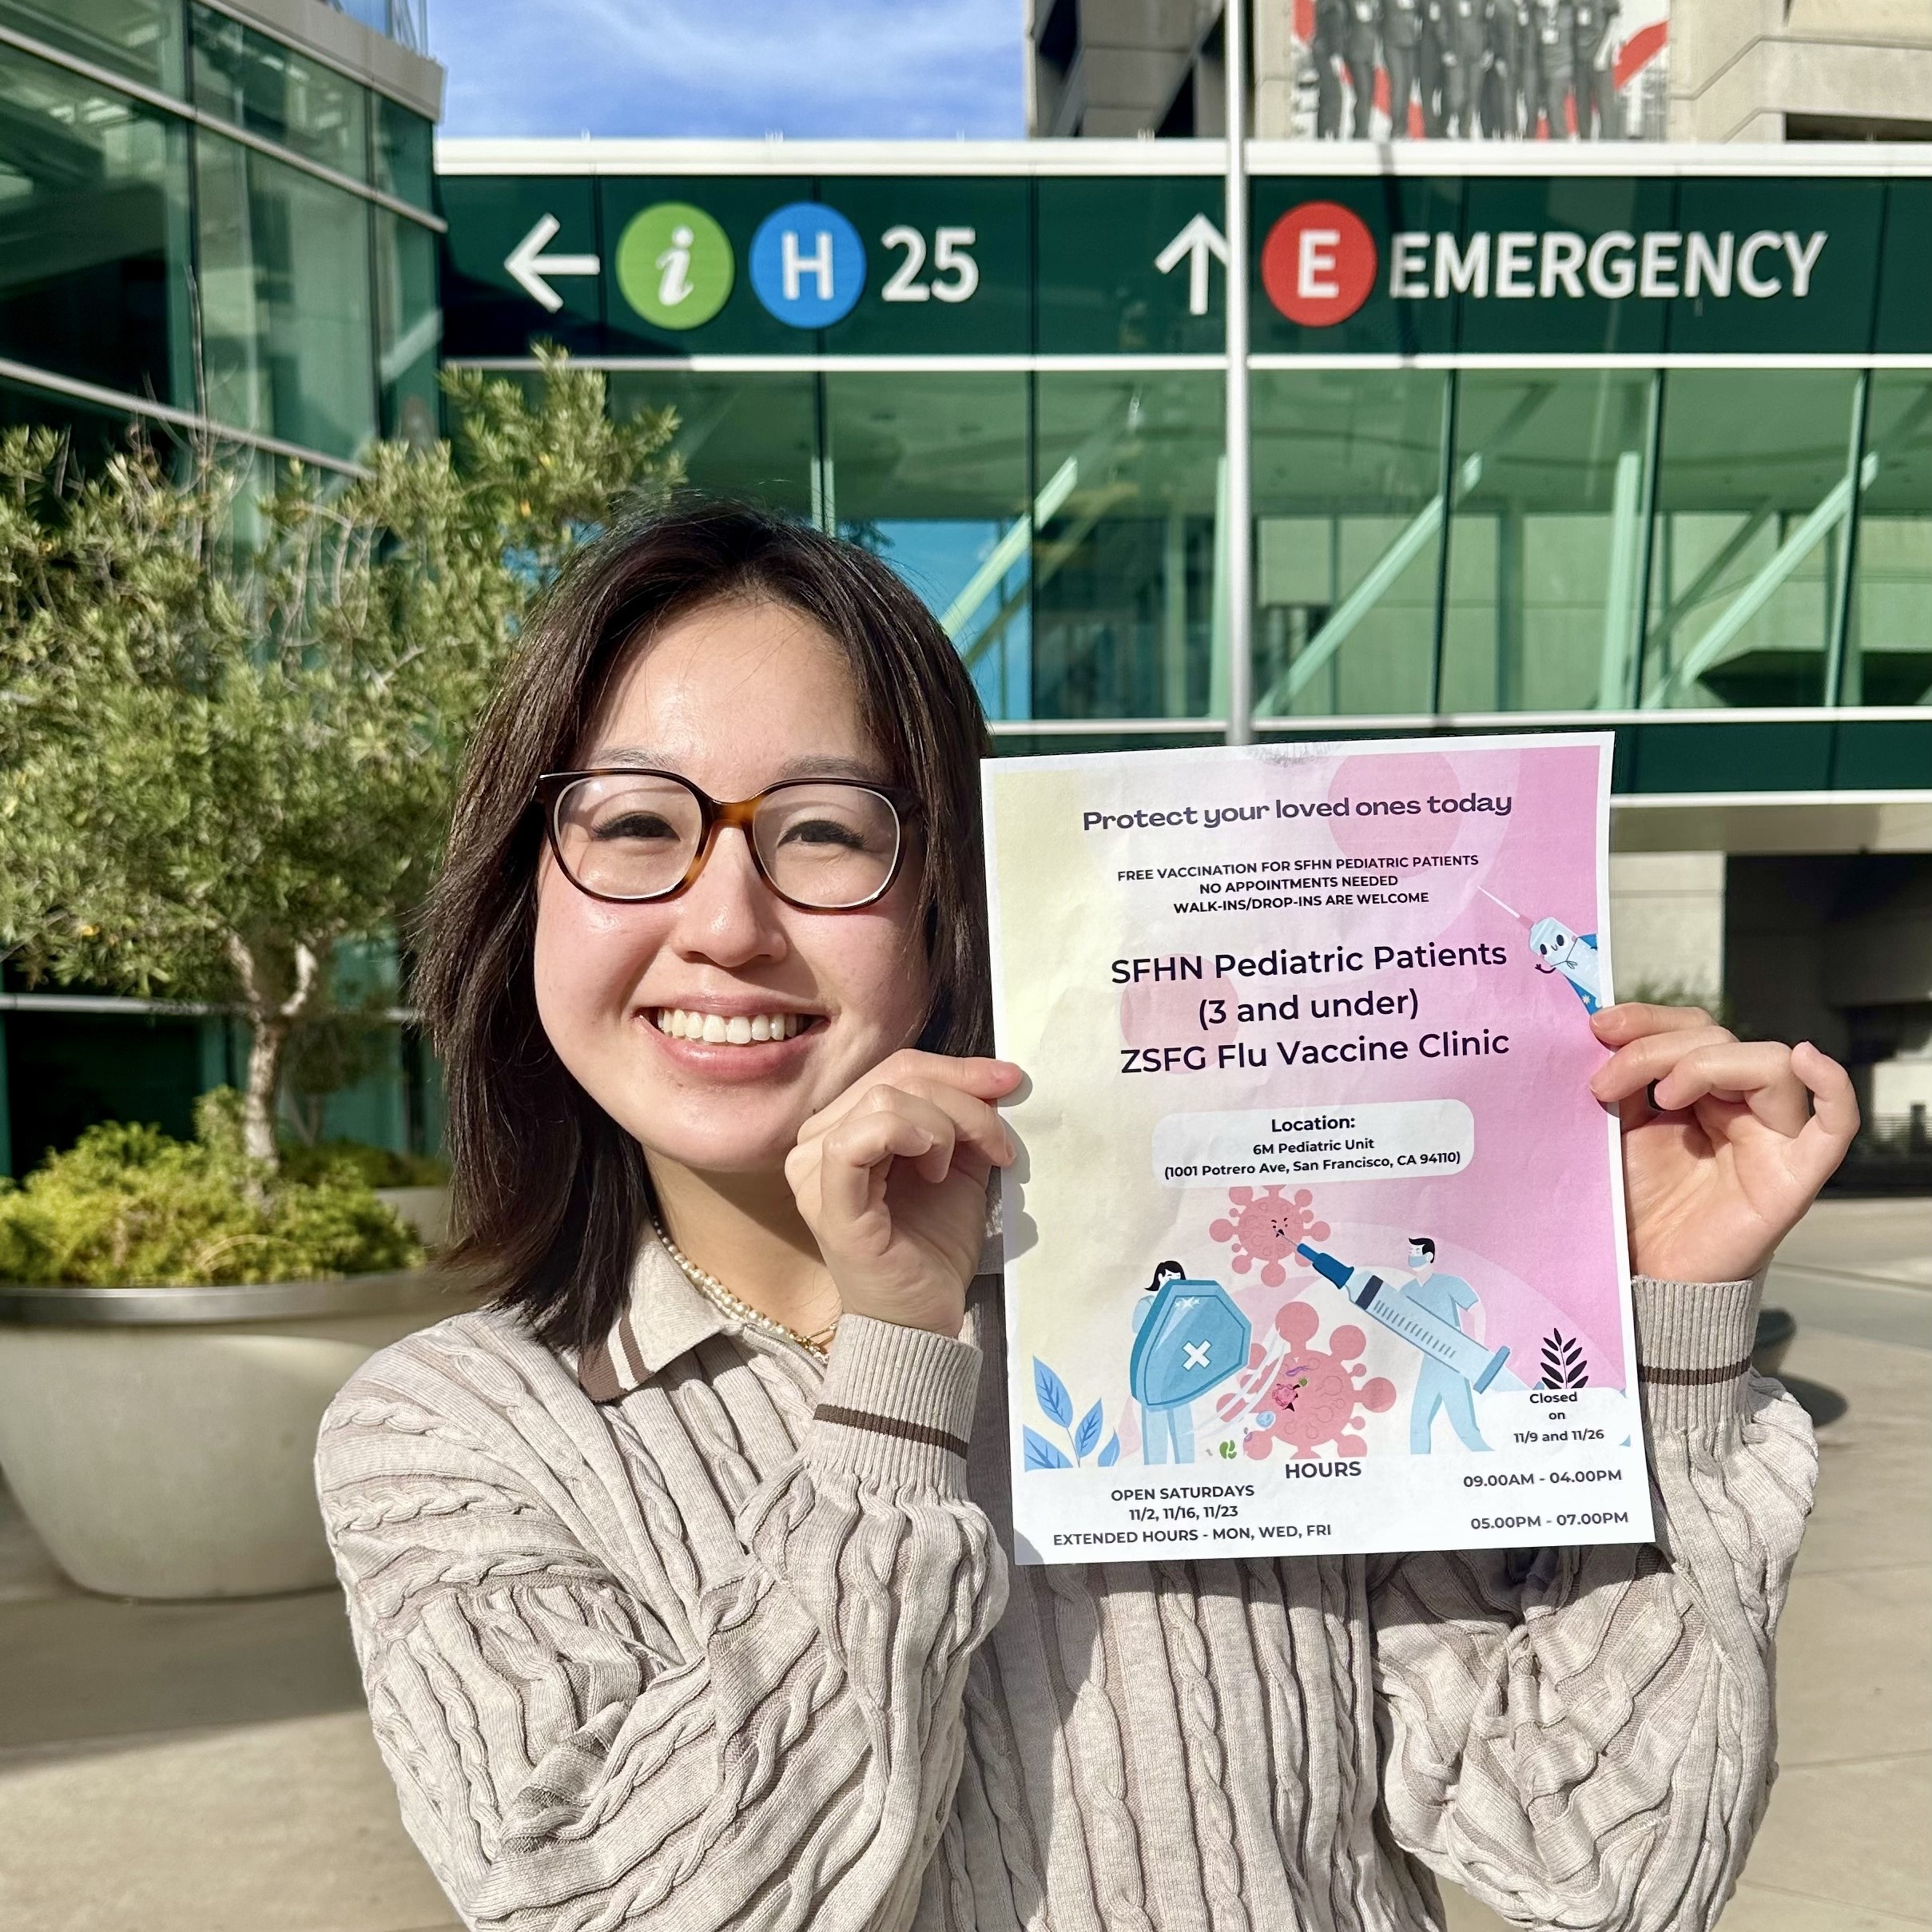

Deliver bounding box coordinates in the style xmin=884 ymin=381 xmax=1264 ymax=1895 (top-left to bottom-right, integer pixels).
xmin=317 ymin=1239 xmax=1814 ymax=1932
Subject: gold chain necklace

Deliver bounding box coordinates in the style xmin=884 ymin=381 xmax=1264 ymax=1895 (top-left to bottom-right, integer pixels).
xmin=649 ymin=1214 xmax=839 ymax=1363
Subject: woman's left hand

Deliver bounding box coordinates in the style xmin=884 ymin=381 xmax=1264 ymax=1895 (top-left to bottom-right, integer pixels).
xmin=1589 ymin=1003 xmax=1859 ymax=1284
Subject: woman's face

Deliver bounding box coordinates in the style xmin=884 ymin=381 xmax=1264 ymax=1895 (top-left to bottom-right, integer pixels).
xmin=533 ymin=597 xmax=931 ymax=1176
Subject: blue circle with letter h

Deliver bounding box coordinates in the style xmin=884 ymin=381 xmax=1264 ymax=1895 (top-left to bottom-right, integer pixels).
xmin=749 ymin=203 xmax=865 ymax=328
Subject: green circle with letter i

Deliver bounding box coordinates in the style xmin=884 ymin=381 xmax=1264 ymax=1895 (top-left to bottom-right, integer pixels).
xmin=615 ymin=202 xmax=733 ymax=329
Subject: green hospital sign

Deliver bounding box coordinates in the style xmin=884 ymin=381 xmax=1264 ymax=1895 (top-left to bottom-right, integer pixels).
xmin=439 ymin=157 xmax=1932 ymax=363
xmin=1248 ymin=171 xmax=1931 ymax=357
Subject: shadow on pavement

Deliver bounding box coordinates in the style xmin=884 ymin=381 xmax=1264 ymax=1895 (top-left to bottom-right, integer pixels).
xmin=1780 ymin=1377 xmax=1851 ymax=1429
xmin=0 ymin=1585 xmax=364 ymax=1760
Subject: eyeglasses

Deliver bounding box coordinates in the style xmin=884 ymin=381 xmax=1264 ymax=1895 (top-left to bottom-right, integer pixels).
xmin=535 ymin=768 xmax=914 ymax=910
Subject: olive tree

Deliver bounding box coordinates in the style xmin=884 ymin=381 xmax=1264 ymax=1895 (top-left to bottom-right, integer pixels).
xmin=0 ymin=352 xmax=678 ymax=1170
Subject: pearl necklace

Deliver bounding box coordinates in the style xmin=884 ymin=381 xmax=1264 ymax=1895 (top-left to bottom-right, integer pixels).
xmin=649 ymin=1214 xmax=839 ymax=1362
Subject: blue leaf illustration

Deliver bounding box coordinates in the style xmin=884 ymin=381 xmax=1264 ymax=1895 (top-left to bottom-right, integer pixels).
xmin=1097 ymin=1433 xmax=1121 ymax=1468
xmin=1074 ymin=1399 xmax=1104 ymax=1459
xmin=1024 ymin=1426 xmax=1071 ymax=1471
xmin=1032 ymin=1358 xmax=1073 ymax=1429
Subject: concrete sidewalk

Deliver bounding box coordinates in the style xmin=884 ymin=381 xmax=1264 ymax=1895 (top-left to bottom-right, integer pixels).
xmin=1447 ymin=1196 xmax=1932 ymax=1932
xmin=1 ymin=1198 xmax=1925 ymax=1932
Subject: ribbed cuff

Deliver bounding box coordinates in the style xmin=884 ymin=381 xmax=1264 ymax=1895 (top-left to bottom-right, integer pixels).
xmin=805 ymin=1314 xmax=982 ymax=1491
xmin=1632 ymin=1274 xmax=1763 ymax=1432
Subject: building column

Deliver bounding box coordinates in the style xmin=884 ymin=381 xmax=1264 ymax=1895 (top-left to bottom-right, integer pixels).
xmin=1608 ymin=852 xmax=1727 ymax=1009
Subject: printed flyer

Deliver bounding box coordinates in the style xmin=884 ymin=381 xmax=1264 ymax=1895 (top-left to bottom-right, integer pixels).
xmin=983 ymin=732 xmax=1653 ymax=1566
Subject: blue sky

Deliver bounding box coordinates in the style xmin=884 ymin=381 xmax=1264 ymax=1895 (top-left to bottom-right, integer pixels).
xmin=432 ymin=0 xmax=1027 ymax=141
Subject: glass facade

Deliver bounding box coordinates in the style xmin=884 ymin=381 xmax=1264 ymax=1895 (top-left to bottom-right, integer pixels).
xmin=0 ymin=48 xmax=193 ymax=403
xmin=612 ymin=367 xmax=1233 ymax=724
xmin=0 ymin=0 xmax=183 ymax=92
xmin=375 ymin=209 xmax=440 ymax=443
xmin=447 ymin=158 xmax=1929 ymax=728
xmin=0 ymin=0 xmax=441 ymax=1175
xmin=626 ymin=360 xmax=1932 ymax=726
xmin=373 ymin=88 xmax=432 ymax=208
xmin=1851 ymin=374 xmax=1932 ymax=706
xmin=191 ymin=3 xmax=369 ymax=181
xmin=198 ymin=129 xmax=376 ymax=458
xmin=0 ymin=6 xmax=439 ymax=463
xmin=1254 ymin=368 xmax=1446 ymax=718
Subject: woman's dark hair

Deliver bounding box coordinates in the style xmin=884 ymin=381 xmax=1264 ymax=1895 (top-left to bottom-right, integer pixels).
xmin=415 ymin=499 xmax=993 ymax=1357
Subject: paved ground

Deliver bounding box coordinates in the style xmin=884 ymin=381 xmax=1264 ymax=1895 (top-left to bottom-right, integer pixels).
xmin=1 ymin=1197 xmax=1924 ymax=1932
xmin=1445 ymin=1195 xmax=1932 ymax=1932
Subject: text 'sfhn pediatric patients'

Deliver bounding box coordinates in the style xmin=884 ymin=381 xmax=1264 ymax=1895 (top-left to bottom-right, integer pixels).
xmin=984 ymin=733 xmax=1650 ymax=1565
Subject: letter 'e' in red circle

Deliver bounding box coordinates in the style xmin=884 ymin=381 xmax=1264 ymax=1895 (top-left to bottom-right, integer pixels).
xmin=1261 ymin=203 xmax=1377 ymax=327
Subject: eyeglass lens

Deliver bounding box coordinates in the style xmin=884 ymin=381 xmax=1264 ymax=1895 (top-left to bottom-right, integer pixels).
xmin=552 ymin=773 xmax=901 ymax=908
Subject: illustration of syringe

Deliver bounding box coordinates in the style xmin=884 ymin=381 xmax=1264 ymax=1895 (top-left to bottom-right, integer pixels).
xmin=1480 ymin=888 xmax=1602 ymax=1014
xmin=1296 ymin=1244 xmax=1525 ymax=1393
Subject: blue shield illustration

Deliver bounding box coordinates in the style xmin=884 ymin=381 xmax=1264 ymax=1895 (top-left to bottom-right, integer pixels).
xmin=1129 ymin=1278 xmax=1251 ymax=1410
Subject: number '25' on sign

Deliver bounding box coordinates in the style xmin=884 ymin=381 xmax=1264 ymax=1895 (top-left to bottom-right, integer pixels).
xmin=881 ymin=227 xmax=979 ymax=304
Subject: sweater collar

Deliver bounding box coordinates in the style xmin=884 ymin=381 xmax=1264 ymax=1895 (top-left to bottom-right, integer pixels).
xmin=575 ymin=1231 xmax=728 ymax=1403
xmin=574 ymin=1186 xmax=1008 ymax=1403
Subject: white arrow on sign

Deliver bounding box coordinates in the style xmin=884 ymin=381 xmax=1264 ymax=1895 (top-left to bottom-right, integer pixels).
xmin=505 ymin=213 xmax=600 ymax=313
xmin=1155 ymin=213 xmax=1230 ymax=317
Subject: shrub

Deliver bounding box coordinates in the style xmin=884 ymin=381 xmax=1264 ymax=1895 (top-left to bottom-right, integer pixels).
xmin=278 ymin=1139 xmax=449 ymax=1189
xmin=0 ymin=1091 xmax=422 ymax=1286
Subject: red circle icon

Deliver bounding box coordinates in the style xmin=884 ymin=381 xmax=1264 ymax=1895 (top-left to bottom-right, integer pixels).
xmin=1261 ymin=202 xmax=1377 ymax=327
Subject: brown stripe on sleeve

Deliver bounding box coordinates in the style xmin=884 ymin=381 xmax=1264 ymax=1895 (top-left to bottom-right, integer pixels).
xmin=1640 ymin=1355 xmax=1755 ymax=1387
xmin=814 ymin=1403 xmax=970 ymax=1461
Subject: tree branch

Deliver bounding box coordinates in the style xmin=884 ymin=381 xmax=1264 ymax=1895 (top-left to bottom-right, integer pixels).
xmin=224 ymin=930 xmax=263 ymax=1016
xmin=281 ymin=941 xmax=322 ymax=1023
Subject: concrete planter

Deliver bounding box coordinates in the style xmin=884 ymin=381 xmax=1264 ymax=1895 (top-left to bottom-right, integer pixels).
xmin=0 ymin=1270 xmax=479 ymax=1600
xmin=373 ymin=1186 xmax=450 ymax=1247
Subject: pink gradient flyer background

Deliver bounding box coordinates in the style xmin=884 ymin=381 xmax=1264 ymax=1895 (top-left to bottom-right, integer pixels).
xmin=984 ymin=731 xmax=1650 ymax=1565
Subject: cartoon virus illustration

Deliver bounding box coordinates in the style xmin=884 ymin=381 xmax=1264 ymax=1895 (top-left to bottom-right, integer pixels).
xmin=1208 ymin=1185 xmax=1330 ymax=1289
xmin=1227 ymin=1299 xmax=1396 ymax=1461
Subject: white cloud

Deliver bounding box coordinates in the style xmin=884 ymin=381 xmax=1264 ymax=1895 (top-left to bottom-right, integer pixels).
xmin=435 ymin=0 xmax=1026 ymax=139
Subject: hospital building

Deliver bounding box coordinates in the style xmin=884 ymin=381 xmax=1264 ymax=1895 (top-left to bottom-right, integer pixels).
xmin=1 ymin=0 xmax=1927 ymax=1181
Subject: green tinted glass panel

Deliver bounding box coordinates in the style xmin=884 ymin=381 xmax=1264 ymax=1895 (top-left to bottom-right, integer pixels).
xmin=824 ymin=372 xmax=1031 ymax=718
xmin=1036 ymin=176 xmax=1226 ymax=356
xmin=190 ymin=4 xmax=368 ymax=181
xmin=1639 ymin=370 xmax=1863 ymax=710
xmin=0 ymin=0 xmax=182 ymax=93
xmin=196 ymin=131 xmax=376 ymax=459
xmin=373 ymin=93 xmax=432 ymax=209
xmin=375 ymin=207 xmax=439 ymax=444
xmin=1440 ymin=369 xmax=1656 ymax=712
xmin=1846 ymin=373 xmax=1932 ymax=706
xmin=1252 ymin=368 xmax=1446 ymax=718
xmin=1032 ymin=372 xmax=1224 ymax=719
xmin=608 ymin=369 xmax=816 ymax=518
xmin=0 ymin=45 xmax=192 ymax=403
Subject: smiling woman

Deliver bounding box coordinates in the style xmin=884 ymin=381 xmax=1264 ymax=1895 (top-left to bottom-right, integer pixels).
xmin=316 ymin=498 xmax=1851 ymax=1932
xmin=412 ymin=503 xmax=997 ymax=1361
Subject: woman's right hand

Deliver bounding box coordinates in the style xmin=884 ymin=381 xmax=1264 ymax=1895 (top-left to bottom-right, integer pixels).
xmin=785 ymin=1050 xmax=1023 ymax=1338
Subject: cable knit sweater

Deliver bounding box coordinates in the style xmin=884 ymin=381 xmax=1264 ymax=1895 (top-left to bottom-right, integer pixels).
xmin=316 ymin=1238 xmax=1815 ymax=1932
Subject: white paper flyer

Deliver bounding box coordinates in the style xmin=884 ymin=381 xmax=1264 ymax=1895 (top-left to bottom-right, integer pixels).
xmin=983 ymin=732 xmax=1653 ymax=1566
